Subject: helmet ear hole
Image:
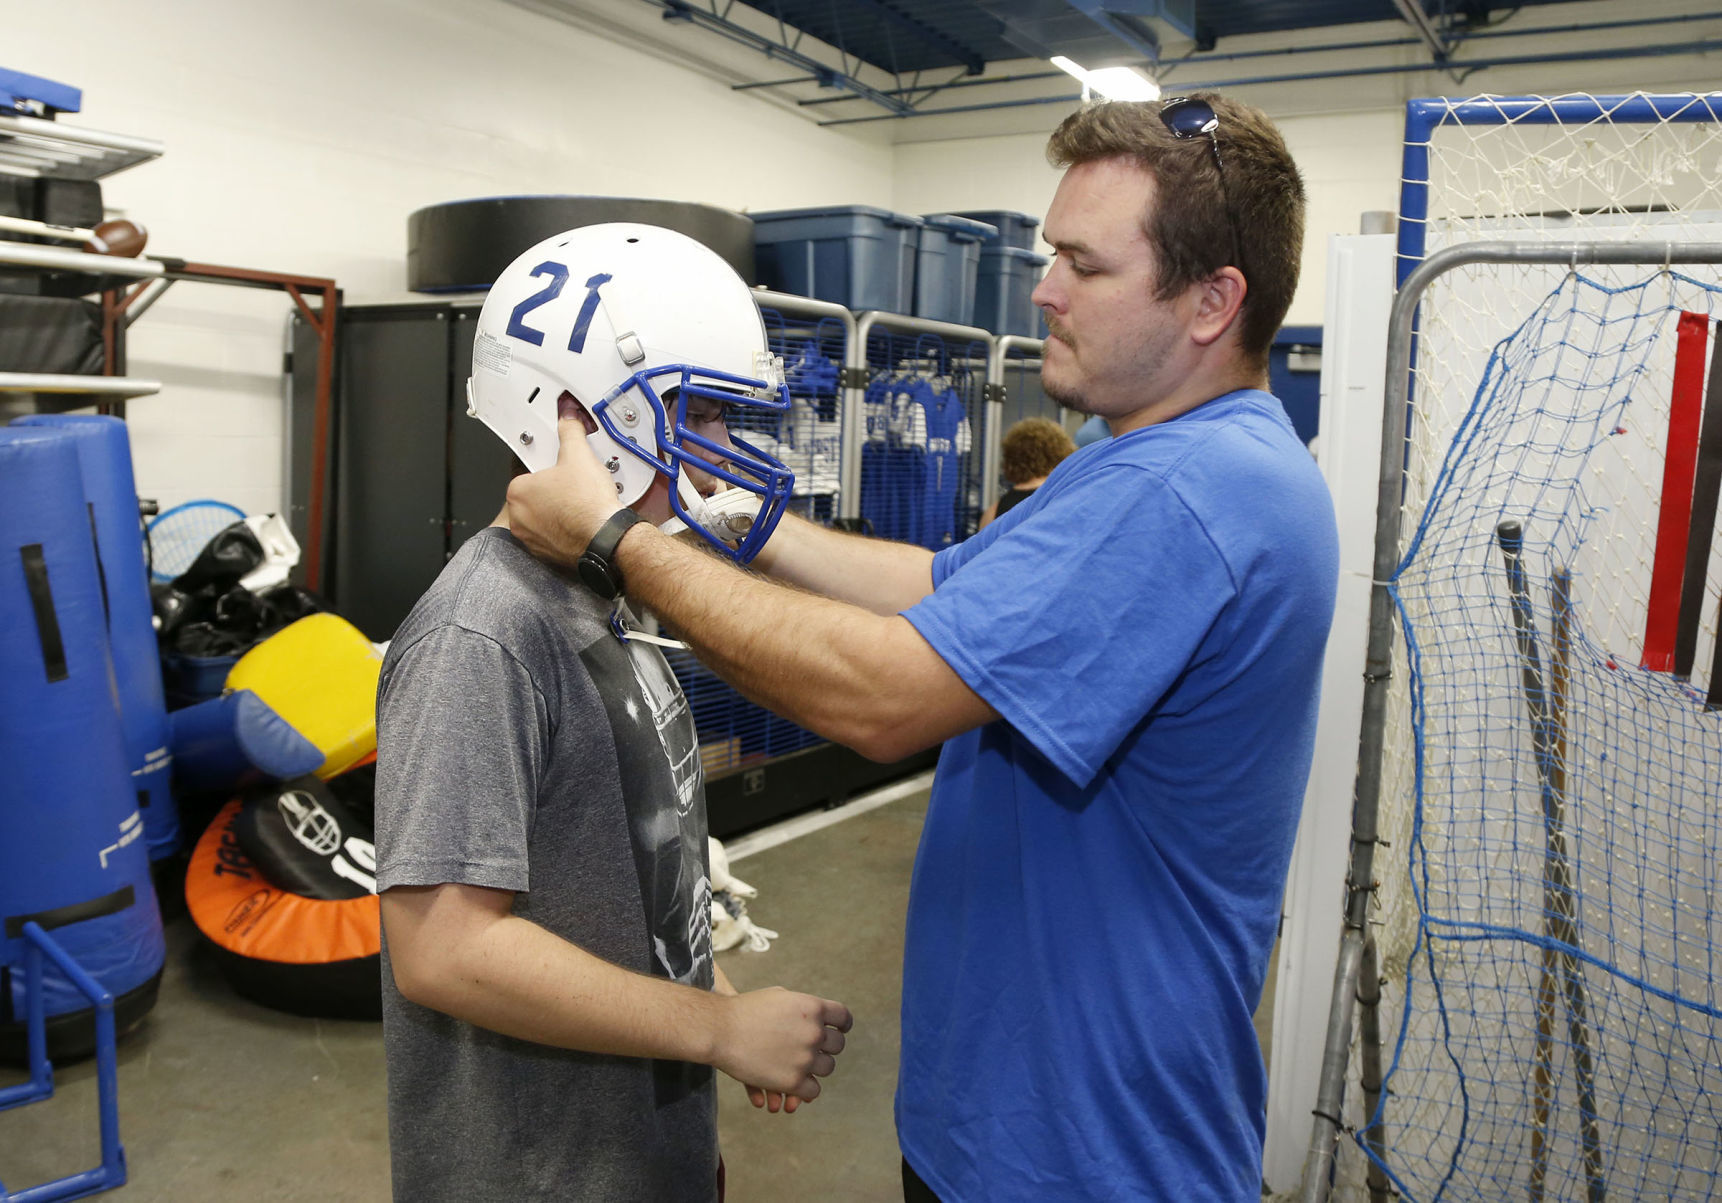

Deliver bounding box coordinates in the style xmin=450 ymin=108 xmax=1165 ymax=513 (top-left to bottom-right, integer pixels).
xmin=557 ymin=391 xmax=598 ymax=435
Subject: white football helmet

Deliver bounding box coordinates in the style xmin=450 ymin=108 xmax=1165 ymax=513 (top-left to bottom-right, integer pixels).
xmin=467 ymin=222 xmax=795 ymax=563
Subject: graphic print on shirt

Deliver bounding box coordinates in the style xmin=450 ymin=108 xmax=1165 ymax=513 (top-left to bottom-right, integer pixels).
xmin=579 ymin=635 xmax=713 ymax=990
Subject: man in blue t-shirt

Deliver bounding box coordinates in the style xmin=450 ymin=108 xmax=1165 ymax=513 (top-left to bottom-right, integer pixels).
xmin=506 ymin=92 xmax=1337 ymax=1201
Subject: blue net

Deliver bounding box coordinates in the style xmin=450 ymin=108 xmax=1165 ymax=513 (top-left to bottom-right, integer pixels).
xmin=1358 ymin=266 xmax=1722 ymax=1200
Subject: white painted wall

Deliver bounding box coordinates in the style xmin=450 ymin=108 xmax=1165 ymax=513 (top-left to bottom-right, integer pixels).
xmin=5 ymin=0 xmax=895 ymax=517
xmin=9 ymin=0 xmax=1718 ymax=511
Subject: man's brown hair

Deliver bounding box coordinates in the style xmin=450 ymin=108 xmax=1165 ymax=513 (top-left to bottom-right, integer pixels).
xmin=1001 ymin=417 xmax=1077 ymax=485
xmin=1046 ymin=94 xmax=1305 ymax=370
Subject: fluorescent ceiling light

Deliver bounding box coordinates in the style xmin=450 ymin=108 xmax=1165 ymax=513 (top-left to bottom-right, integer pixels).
xmin=1050 ymin=56 xmax=1161 ymax=102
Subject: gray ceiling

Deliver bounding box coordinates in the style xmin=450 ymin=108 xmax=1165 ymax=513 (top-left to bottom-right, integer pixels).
xmin=719 ymin=0 xmax=1576 ymax=74
xmin=643 ymin=0 xmax=1720 ymax=123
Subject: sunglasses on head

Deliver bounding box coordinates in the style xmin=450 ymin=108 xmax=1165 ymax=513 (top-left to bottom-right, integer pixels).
xmin=1159 ymin=96 xmax=1223 ymax=175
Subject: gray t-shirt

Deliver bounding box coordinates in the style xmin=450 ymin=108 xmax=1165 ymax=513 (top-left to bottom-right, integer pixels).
xmin=375 ymin=527 xmax=717 ymax=1202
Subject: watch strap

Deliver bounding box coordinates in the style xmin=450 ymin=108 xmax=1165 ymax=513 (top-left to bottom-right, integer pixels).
xmin=578 ymin=509 xmax=647 ymax=598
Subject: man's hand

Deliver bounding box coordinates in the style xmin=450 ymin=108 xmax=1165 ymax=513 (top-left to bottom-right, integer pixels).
xmin=712 ymin=986 xmax=852 ymax=1105
xmin=506 ymin=417 xmax=625 ymax=568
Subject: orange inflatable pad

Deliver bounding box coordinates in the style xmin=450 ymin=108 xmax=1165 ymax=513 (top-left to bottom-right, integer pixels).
xmin=226 ymin=613 xmax=383 ymax=780
xmin=186 ymin=799 xmax=380 ymax=966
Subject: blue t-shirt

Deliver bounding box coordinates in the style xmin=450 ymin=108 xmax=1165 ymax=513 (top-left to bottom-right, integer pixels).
xmin=897 ymin=390 xmax=1338 ymax=1202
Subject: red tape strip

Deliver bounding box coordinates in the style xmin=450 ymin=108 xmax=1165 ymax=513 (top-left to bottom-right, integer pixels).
xmin=1644 ymin=312 xmax=1710 ymax=671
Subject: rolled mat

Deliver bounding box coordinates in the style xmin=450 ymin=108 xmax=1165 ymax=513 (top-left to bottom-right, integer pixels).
xmin=186 ymin=778 xmax=380 ymax=1020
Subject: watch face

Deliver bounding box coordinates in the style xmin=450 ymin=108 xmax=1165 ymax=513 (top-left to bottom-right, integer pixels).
xmin=577 ymin=552 xmax=621 ymax=599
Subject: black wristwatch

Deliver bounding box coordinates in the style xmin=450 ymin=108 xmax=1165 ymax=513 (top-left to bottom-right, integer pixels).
xmin=576 ymin=510 xmax=647 ymax=599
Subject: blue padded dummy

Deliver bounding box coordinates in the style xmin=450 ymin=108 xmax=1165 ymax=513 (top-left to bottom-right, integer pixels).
xmin=0 ymin=427 xmax=165 ymax=1029
xmin=14 ymin=413 xmax=179 ymax=859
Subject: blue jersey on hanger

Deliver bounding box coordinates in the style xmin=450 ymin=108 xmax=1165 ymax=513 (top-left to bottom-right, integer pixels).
xmin=910 ymin=378 xmax=969 ymax=549
xmin=896 ymin=390 xmax=1339 ymax=1202
xmin=860 ymin=374 xmax=902 ymax=540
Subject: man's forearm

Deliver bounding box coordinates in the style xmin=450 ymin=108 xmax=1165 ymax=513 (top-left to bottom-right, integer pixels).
xmin=747 ymin=511 xmax=936 ymax=616
xmin=623 ymin=523 xmax=983 ymax=761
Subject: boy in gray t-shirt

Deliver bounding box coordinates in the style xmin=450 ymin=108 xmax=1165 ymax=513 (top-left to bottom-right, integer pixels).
xmin=377 ymin=223 xmax=850 ymax=1201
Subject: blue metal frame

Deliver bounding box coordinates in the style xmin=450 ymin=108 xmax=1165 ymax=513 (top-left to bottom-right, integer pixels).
xmin=0 ymin=923 xmax=127 ymax=1202
xmin=1396 ymin=92 xmax=1722 ymax=284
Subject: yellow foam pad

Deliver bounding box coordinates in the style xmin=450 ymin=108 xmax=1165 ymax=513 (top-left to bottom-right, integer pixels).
xmin=226 ymin=613 xmax=383 ymax=779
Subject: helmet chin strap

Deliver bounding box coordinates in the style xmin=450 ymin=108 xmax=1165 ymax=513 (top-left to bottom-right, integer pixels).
xmin=608 ymin=602 xmax=687 ymax=651
xmin=660 ymin=481 xmax=763 ymax=544
xmin=655 ymin=472 xmax=707 ymax=538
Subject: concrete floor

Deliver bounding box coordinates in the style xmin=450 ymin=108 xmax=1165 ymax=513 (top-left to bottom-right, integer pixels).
xmin=0 ymin=784 xmax=1276 ymax=1201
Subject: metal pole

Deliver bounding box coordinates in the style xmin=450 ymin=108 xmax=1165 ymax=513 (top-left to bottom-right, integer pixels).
xmin=1497 ymin=525 xmax=1607 ymax=1202
xmin=1298 ymin=239 xmax=1722 ymax=1203
xmin=988 ymin=336 xmax=1045 ymax=512
xmin=1357 ymin=933 xmax=1391 ymax=1203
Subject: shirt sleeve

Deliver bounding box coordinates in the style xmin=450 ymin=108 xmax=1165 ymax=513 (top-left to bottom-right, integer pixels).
xmin=374 ymin=624 xmax=551 ymax=894
xmin=904 ymin=464 xmax=1237 ymax=788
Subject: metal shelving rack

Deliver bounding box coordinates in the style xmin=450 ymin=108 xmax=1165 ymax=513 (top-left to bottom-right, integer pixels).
xmin=0 ymin=110 xmax=162 ymax=180
xmin=0 ymin=105 xmax=341 ymax=592
xmin=0 ymin=110 xmax=168 ymax=402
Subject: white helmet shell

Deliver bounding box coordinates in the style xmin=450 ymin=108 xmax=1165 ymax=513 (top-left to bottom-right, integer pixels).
xmin=467 ymin=222 xmax=794 ymax=562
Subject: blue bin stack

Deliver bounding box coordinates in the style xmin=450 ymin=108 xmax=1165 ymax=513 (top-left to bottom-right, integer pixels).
xmin=950 ymin=210 xmax=1049 ymax=337
xmin=948 ymin=209 xmax=1041 ymax=252
xmin=973 ymin=247 xmax=1049 ymax=337
xmin=750 ymin=204 xmax=1048 ymax=336
xmin=751 ymin=205 xmax=922 ymax=313
xmin=914 ymin=214 xmax=995 ymax=326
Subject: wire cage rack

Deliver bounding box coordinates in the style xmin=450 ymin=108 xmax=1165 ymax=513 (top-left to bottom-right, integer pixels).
xmin=664 ymin=297 xmax=859 ymax=786
xmin=858 ymin=318 xmax=994 ymax=549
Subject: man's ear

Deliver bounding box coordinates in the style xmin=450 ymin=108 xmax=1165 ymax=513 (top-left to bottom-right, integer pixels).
xmin=1190 ymin=266 xmax=1247 ymax=348
xmin=558 ymin=390 xmax=599 ymax=435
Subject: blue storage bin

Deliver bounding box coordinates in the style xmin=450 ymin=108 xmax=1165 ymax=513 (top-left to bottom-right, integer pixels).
xmin=975 ymin=246 xmax=1050 ymax=337
xmin=914 ymin=214 xmax=995 ymax=326
xmin=751 ymin=205 xmax=922 ymax=313
xmin=946 ymin=209 xmax=1041 ymax=252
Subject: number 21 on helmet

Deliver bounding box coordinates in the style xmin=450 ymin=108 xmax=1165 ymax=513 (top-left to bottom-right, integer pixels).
xmin=466 ymin=222 xmax=795 ymax=563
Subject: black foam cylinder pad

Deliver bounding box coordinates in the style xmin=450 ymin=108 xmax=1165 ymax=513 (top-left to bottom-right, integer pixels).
xmin=35 ymin=178 xmax=103 ymax=229
xmin=0 ymin=295 xmax=103 ymax=373
xmin=0 ymin=427 xmax=165 ymax=1059
xmin=406 ymin=196 xmax=756 ymax=292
